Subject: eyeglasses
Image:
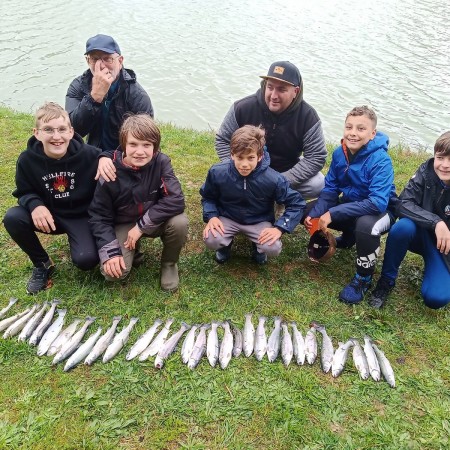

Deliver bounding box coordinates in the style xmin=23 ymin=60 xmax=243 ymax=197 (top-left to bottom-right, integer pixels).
xmin=38 ymin=126 xmax=72 ymax=135
xmin=86 ymin=55 xmax=120 ymax=65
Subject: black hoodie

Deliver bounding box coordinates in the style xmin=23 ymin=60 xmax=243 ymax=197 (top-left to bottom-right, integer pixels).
xmin=13 ymin=133 xmax=100 ymax=218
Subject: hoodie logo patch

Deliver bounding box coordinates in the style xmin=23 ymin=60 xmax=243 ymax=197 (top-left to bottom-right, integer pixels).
xmin=42 ymin=171 xmax=76 ymax=199
xmin=273 ymin=66 xmax=285 ymax=75
xmin=53 ymin=175 xmax=69 ymax=192
xmin=445 ymin=205 xmax=450 ymax=217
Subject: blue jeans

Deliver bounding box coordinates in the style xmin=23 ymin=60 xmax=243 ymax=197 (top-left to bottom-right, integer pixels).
xmin=381 ymin=218 xmax=450 ymax=309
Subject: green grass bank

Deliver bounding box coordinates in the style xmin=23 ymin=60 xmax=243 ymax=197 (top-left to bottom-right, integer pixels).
xmin=0 ymin=106 xmax=448 ymax=450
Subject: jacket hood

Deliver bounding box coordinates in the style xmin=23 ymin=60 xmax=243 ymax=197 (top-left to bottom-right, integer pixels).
xmin=26 ymin=132 xmax=86 ymax=160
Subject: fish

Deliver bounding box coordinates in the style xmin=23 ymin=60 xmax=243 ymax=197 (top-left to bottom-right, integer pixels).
xmin=103 ymin=317 xmax=138 ymax=363
xmin=311 ymin=321 xmax=334 ymax=373
xmin=331 ymin=339 xmax=354 ymax=377
xmin=0 ymin=298 xmax=18 ymax=319
xmin=305 ymin=326 xmax=318 ymax=365
xmin=37 ymin=309 xmax=67 ymax=356
xmin=267 ymin=316 xmax=282 ymax=362
xmin=29 ymin=299 xmax=60 ymax=346
xmin=243 ymin=313 xmax=255 ymax=357
xmin=0 ymin=307 xmax=32 ymax=333
xmin=155 ymin=322 xmax=190 ymax=369
xmin=363 ymin=335 xmax=381 ymax=381
xmin=219 ymin=321 xmax=233 ymax=369
xmin=291 ymin=322 xmax=306 ymax=365
xmin=254 ymin=316 xmax=267 ymax=361
xmin=138 ymin=318 xmax=174 ymax=361
xmin=18 ymin=302 xmax=48 ymax=342
xmin=84 ymin=316 xmax=122 ymax=365
xmin=52 ymin=316 xmax=96 ymax=365
xmin=350 ymin=338 xmax=370 ymax=380
xmin=126 ymin=318 xmax=163 ymax=361
xmin=187 ymin=324 xmax=209 ymax=369
xmin=64 ymin=327 xmax=102 ymax=372
xmin=181 ymin=324 xmax=199 ymax=364
xmin=206 ymin=321 xmax=220 ymax=367
xmin=3 ymin=304 xmax=39 ymax=338
xmin=47 ymin=319 xmax=82 ymax=356
xmin=231 ymin=324 xmax=243 ymax=358
xmin=372 ymin=343 xmax=396 ymax=388
xmin=281 ymin=322 xmax=293 ymax=367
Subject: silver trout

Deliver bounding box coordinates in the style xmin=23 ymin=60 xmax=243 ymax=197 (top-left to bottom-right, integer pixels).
xmin=363 ymin=335 xmax=381 ymax=381
xmin=351 ymin=338 xmax=370 ymax=380
xmin=53 ymin=316 xmax=96 ymax=365
xmin=138 ymin=318 xmax=174 ymax=361
xmin=29 ymin=298 xmax=60 ymax=346
xmin=281 ymin=322 xmax=293 ymax=367
xmin=64 ymin=327 xmax=103 ymax=372
xmin=231 ymin=324 xmax=243 ymax=358
xmin=0 ymin=307 xmax=32 ymax=333
xmin=18 ymin=303 xmax=48 ymax=342
xmin=0 ymin=298 xmax=18 ymax=319
xmin=103 ymin=317 xmax=139 ymax=363
xmin=187 ymin=324 xmax=209 ymax=369
xmin=206 ymin=321 xmax=220 ymax=367
xmin=243 ymin=313 xmax=255 ymax=357
xmin=291 ymin=322 xmax=306 ymax=365
xmin=254 ymin=316 xmax=267 ymax=361
xmin=37 ymin=309 xmax=67 ymax=356
xmin=181 ymin=324 xmax=199 ymax=364
xmin=155 ymin=322 xmax=190 ymax=369
xmin=47 ymin=319 xmax=82 ymax=356
xmin=267 ymin=316 xmax=282 ymax=363
xmin=372 ymin=343 xmax=396 ymax=388
xmin=311 ymin=321 xmax=334 ymax=373
xmin=84 ymin=316 xmax=122 ymax=365
xmin=126 ymin=318 xmax=163 ymax=361
xmin=331 ymin=340 xmax=354 ymax=377
xmin=305 ymin=326 xmax=318 ymax=365
xmin=3 ymin=304 xmax=39 ymax=338
xmin=219 ymin=321 xmax=233 ymax=369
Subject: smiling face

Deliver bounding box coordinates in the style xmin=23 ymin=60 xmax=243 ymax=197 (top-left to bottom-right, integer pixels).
xmin=343 ymin=114 xmax=377 ymax=154
xmin=34 ymin=116 xmax=74 ymax=159
xmin=434 ymin=154 xmax=450 ymax=185
xmin=264 ymin=79 xmax=299 ymax=114
xmin=231 ymin=148 xmax=262 ymax=176
xmin=123 ymin=133 xmax=154 ymax=167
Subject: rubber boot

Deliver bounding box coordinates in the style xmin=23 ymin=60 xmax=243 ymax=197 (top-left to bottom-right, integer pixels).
xmin=160 ymin=262 xmax=179 ymax=292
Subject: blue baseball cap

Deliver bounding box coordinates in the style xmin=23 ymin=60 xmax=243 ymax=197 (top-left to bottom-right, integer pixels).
xmin=85 ymin=34 xmax=121 ymax=55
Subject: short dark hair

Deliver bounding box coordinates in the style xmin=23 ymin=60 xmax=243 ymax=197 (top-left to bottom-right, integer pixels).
xmin=346 ymin=106 xmax=377 ymax=127
xmin=119 ymin=114 xmax=161 ymax=151
xmin=434 ymin=131 xmax=450 ymax=156
xmin=230 ymin=125 xmax=265 ymax=157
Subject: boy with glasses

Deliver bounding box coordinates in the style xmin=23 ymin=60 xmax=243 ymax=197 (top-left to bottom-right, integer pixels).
xmin=3 ymin=102 xmax=101 ymax=294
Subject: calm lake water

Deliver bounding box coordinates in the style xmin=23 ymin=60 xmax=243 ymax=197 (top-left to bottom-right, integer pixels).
xmin=1 ymin=0 xmax=449 ymax=150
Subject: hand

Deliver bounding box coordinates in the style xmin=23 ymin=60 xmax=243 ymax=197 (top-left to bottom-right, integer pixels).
xmin=95 ymin=157 xmax=116 ymax=181
xmin=203 ymin=217 xmax=225 ymax=239
xmin=318 ymin=212 xmax=332 ymax=232
xmin=31 ymin=206 xmax=56 ymax=233
xmin=435 ymin=221 xmax=450 ymax=255
xmin=103 ymin=256 xmax=126 ymax=278
xmin=90 ymin=60 xmax=113 ymax=102
xmin=304 ymin=216 xmax=313 ymax=231
xmin=258 ymin=227 xmax=282 ymax=245
xmin=124 ymin=225 xmax=143 ymax=250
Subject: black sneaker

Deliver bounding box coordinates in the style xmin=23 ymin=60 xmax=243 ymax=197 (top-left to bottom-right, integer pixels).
xmin=368 ymin=276 xmax=395 ymax=309
xmin=251 ymin=243 xmax=267 ymax=265
xmin=26 ymin=263 xmax=55 ymax=295
xmin=215 ymin=241 xmax=233 ymax=264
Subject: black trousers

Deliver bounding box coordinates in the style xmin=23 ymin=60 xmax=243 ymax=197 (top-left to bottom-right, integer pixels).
xmin=3 ymin=206 xmax=98 ymax=270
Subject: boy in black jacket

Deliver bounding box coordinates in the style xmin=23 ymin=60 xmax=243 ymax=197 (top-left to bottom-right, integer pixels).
xmin=369 ymin=131 xmax=450 ymax=309
xmin=3 ymin=102 xmax=100 ymax=294
xmin=88 ymin=114 xmax=188 ymax=291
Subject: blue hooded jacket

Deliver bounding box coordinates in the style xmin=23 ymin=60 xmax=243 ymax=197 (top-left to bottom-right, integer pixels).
xmin=310 ymin=132 xmax=397 ymax=222
xmin=200 ymin=151 xmax=305 ymax=233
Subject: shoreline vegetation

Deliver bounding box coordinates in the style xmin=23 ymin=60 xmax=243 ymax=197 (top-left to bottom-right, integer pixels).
xmin=0 ymin=106 xmax=448 ymax=449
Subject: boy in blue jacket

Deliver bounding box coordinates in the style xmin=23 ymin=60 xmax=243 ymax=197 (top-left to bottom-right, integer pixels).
xmin=304 ymin=106 xmax=397 ymax=304
xmin=201 ymin=125 xmax=305 ymax=264
xmin=369 ymin=131 xmax=450 ymax=309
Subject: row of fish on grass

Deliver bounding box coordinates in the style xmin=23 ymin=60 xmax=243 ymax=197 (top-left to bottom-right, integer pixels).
xmin=0 ymin=298 xmax=395 ymax=387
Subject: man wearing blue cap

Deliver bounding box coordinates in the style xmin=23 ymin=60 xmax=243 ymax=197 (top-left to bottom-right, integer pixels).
xmin=66 ymin=34 xmax=154 ymax=160
xmin=215 ymin=61 xmax=326 ymax=200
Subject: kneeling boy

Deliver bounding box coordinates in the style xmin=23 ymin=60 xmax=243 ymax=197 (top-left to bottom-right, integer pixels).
xmin=200 ymin=125 xmax=305 ymax=264
xmin=88 ymin=114 xmax=188 ymax=291
xmin=304 ymin=106 xmax=397 ymax=304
